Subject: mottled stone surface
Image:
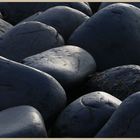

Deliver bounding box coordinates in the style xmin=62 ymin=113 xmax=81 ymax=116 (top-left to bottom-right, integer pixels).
xmin=84 ymin=65 xmax=140 ymax=100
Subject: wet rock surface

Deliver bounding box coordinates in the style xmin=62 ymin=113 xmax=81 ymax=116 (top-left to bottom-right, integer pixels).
xmin=22 ymin=6 xmax=89 ymax=41
xmin=68 ymin=3 xmax=140 ymax=71
xmin=96 ymin=92 xmax=140 ymax=137
xmin=51 ymin=91 xmax=121 ymax=137
xmin=0 ymin=56 xmax=66 ymax=129
xmin=0 ymin=106 xmax=47 ymax=138
xmin=0 ymin=21 xmax=64 ymax=62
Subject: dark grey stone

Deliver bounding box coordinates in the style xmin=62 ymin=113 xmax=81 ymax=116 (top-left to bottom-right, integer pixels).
xmin=0 ymin=56 xmax=66 ymax=129
xmin=23 ymin=45 xmax=96 ymax=92
xmin=0 ymin=106 xmax=47 ymax=137
xmin=0 ymin=2 xmax=92 ymax=25
xmin=68 ymin=3 xmax=140 ymax=71
xmin=22 ymin=6 xmax=89 ymax=41
xmin=84 ymin=65 xmax=140 ymax=100
xmin=0 ymin=21 xmax=64 ymax=62
xmin=96 ymin=92 xmax=140 ymax=137
xmin=51 ymin=91 xmax=121 ymax=137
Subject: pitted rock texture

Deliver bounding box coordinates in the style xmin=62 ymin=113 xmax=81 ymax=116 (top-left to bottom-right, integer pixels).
xmin=84 ymin=65 xmax=140 ymax=100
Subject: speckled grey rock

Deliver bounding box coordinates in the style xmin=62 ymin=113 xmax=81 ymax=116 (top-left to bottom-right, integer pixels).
xmin=51 ymin=91 xmax=121 ymax=137
xmin=0 ymin=2 xmax=92 ymax=25
xmin=68 ymin=3 xmax=140 ymax=71
xmin=22 ymin=6 xmax=89 ymax=41
xmin=0 ymin=21 xmax=64 ymax=62
xmin=84 ymin=65 xmax=140 ymax=100
xmin=0 ymin=106 xmax=47 ymax=138
xmin=96 ymin=92 xmax=140 ymax=137
xmin=23 ymin=45 xmax=96 ymax=92
xmin=0 ymin=56 xmax=66 ymax=129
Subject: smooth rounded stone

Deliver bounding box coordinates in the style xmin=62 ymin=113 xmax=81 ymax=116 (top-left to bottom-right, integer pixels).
xmin=0 ymin=2 xmax=92 ymax=25
xmin=0 ymin=21 xmax=64 ymax=62
xmin=0 ymin=18 xmax=13 ymax=37
xmin=0 ymin=106 xmax=47 ymax=138
xmin=51 ymin=91 xmax=121 ymax=137
xmin=96 ymin=92 xmax=140 ymax=137
xmin=68 ymin=3 xmax=140 ymax=71
xmin=22 ymin=6 xmax=89 ymax=41
xmin=88 ymin=2 xmax=101 ymax=13
xmin=0 ymin=56 xmax=66 ymax=129
xmin=84 ymin=65 xmax=140 ymax=100
xmin=23 ymin=45 xmax=96 ymax=91
xmin=99 ymin=2 xmax=140 ymax=10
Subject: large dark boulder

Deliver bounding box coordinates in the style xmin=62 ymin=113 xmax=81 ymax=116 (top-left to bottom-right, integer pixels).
xmin=51 ymin=91 xmax=121 ymax=137
xmin=68 ymin=3 xmax=140 ymax=71
xmin=0 ymin=21 xmax=64 ymax=62
xmin=0 ymin=106 xmax=47 ymax=137
xmin=83 ymin=65 xmax=140 ymax=100
xmin=96 ymin=92 xmax=140 ymax=137
xmin=0 ymin=56 xmax=66 ymax=129
xmin=22 ymin=6 xmax=89 ymax=41
xmin=0 ymin=2 xmax=92 ymax=25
